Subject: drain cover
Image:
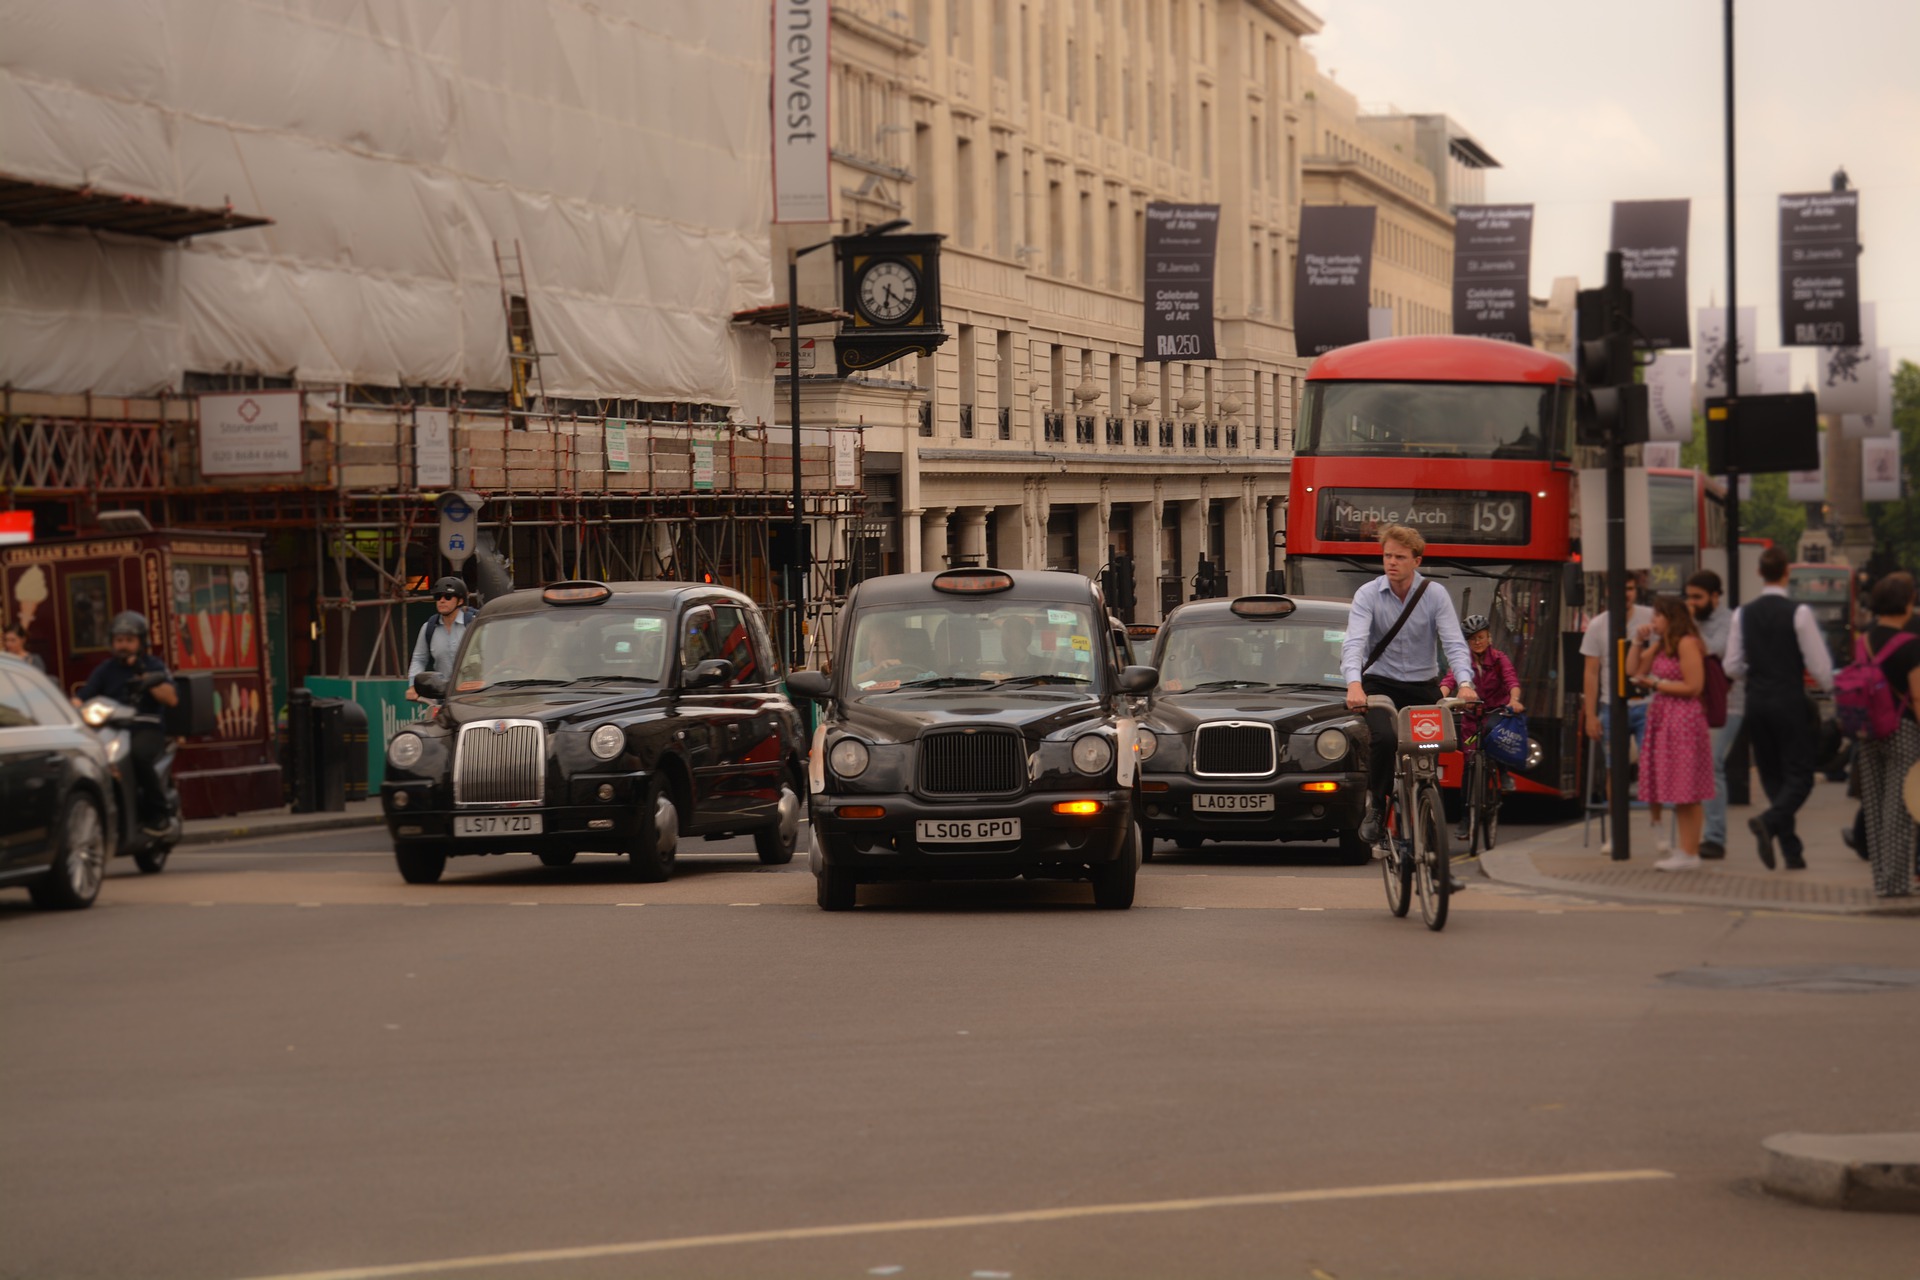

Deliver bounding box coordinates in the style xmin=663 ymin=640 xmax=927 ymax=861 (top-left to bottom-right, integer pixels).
xmin=1659 ymin=965 xmax=1920 ymax=995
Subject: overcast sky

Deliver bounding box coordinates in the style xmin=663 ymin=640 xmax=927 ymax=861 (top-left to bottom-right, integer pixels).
xmin=1306 ymin=0 xmax=1920 ymax=376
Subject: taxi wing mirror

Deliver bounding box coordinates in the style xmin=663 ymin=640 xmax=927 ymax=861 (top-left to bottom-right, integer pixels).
xmin=683 ymin=658 xmax=734 ymax=689
xmin=412 ymin=672 xmax=449 ymax=700
xmin=786 ymin=669 xmax=831 ymax=700
xmin=1117 ymin=665 xmax=1158 ymax=695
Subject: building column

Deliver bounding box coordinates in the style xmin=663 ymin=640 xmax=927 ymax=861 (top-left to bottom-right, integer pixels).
xmin=1222 ymin=487 xmax=1253 ymax=602
xmin=994 ymin=503 xmax=1028 ymax=570
xmin=1026 ymin=479 xmax=1050 ymax=569
xmin=901 ymin=508 xmax=925 ymax=573
xmin=1075 ymin=502 xmax=1105 ymax=579
xmin=1145 ymin=484 xmax=1166 ymax=623
xmin=1180 ymin=494 xmax=1208 ymax=597
xmin=921 ymin=506 xmax=951 ymax=573
xmin=955 ymin=506 xmax=990 ymax=566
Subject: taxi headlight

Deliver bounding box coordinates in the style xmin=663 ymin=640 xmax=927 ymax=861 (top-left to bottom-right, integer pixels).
xmin=589 ymin=724 xmax=625 ymax=760
xmin=388 ymin=732 xmax=425 ymax=770
xmin=1314 ymin=727 xmax=1348 ymax=762
xmin=1134 ymin=727 xmax=1159 ymax=762
xmin=829 ymin=738 xmax=870 ymax=778
xmin=1071 ymin=734 xmax=1114 ymax=774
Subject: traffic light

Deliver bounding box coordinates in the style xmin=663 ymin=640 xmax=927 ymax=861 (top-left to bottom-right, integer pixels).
xmin=1575 ymin=252 xmax=1649 ymax=447
xmin=768 ymin=523 xmax=811 ymax=573
xmin=1102 ymin=551 xmax=1137 ymax=616
xmin=1191 ymin=555 xmax=1222 ymax=600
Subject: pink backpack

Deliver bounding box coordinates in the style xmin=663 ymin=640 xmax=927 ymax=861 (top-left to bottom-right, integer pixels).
xmin=1833 ymin=632 xmax=1915 ymax=741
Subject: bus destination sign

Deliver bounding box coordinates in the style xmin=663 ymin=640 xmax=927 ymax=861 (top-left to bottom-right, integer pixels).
xmin=1317 ymin=490 xmax=1531 ymax=546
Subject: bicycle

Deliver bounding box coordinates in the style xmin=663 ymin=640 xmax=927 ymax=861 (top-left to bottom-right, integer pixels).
xmin=1458 ymin=707 xmax=1522 ymax=855
xmin=1372 ymin=694 xmax=1471 ymax=932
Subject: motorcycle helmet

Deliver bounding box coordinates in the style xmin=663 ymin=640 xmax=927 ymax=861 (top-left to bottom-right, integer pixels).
xmin=1461 ymin=613 xmax=1491 ymax=637
xmin=108 ymin=610 xmax=151 ymax=641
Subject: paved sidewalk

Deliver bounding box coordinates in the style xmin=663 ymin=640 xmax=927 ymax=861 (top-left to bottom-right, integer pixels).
xmin=182 ymin=799 xmax=384 ymax=846
xmin=1478 ymin=775 xmax=1918 ymax=916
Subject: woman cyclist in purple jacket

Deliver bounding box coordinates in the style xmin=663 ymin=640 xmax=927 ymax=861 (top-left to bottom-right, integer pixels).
xmin=1442 ymin=614 xmax=1524 ymax=840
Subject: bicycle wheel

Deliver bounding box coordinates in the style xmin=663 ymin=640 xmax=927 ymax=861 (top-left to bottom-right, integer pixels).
xmin=1462 ymin=751 xmax=1484 ymax=854
xmin=1480 ymin=763 xmax=1502 ymax=852
xmin=1380 ymin=785 xmax=1413 ymax=918
xmin=1414 ymin=784 xmax=1450 ymax=931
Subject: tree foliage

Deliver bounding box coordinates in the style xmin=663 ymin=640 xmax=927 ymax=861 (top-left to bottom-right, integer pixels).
xmin=1866 ymin=359 xmax=1920 ymax=574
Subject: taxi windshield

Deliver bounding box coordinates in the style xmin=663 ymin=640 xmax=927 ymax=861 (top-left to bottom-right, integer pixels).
xmin=454 ymin=610 xmax=670 ymax=691
xmin=842 ymin=600 xmax=1102 ymax=695
xmin=1155 ymin=618 xmax=1348 ymax=693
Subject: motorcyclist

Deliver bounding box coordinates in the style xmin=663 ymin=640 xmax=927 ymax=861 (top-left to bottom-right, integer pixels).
xmin=74 ymin=611 xmax=179 ymax=837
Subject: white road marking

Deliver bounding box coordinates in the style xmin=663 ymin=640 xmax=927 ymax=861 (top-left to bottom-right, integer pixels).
xmin=231 ymin=1169 xmax=1675 ymax=1280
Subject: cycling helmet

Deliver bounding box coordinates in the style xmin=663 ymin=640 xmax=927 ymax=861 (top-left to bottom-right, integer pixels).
xmin=108 ymin=611 xmax=151 ymax=641
xmin=430 ymin=575 xmax=469 ymax=600
xmin=1461 ymin=613 xmax=1491 ymax=636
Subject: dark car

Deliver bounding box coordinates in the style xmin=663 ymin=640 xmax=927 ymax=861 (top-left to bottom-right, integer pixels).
xmin=382 ymin=581 xmax=806 ymax=884
xmin=788 ymin=568 xmax=1158 ymax=911
xmin=1135 ymin=595 xmax=1372 ymax=864
xmin=0 ymin=655 xmax=117 ymax=909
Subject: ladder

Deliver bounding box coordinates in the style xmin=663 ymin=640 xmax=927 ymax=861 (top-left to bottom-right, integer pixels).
xmin=493 ymin=240 xmax=549 ymax=429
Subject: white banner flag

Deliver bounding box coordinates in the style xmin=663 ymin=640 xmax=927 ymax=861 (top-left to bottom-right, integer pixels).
xmin=772 ymin=0 xmax=832 ymax=223
xmin=1787 ymin=435 xmax=1826 ymax=502
xmin=1694 ymin=306 xmax=1756 ymax=413
xmin=1862 ymin=435 xmax=1901 ymax=502
xmin=1753 ymin=351 xmax=1792 ymax=396
xmin=1816 ymin=303 xmax=1878 ymax=415
xmin=1642 ymin=441 xmax=1682 ymax=469
xmin=1646 ymin=352 xmax=1693 ymax=440
xmin=1841 ymin=350 xmax=1895 ymax=438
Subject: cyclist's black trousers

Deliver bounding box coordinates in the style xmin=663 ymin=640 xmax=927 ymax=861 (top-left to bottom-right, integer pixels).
xmin=1362 ymin=674 xmax=1442 ymax=814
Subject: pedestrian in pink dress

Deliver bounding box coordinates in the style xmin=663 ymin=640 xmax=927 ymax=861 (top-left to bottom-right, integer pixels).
xmin=1625 ymin=594 xmax=1716 ymax=870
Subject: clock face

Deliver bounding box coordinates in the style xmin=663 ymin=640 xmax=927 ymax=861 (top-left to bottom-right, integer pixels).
xmin=856 ymin=259 xmax=920 ymax=324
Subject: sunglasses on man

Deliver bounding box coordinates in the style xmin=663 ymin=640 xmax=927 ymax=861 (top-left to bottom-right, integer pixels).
xmin=435 ymin=591 xmax=465 ymax=601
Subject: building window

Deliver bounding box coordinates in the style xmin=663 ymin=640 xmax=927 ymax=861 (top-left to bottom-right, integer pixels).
xmin=995 ymin=149 xmax=1014 ymax=256
xmin=957 ymin=324 xmax=976 ymax=436
xmin=1078 ymin=188 xmax=1094 ymax=282
xmin=1199 ymin=100 xmax=1212 ymax=179
xmin=992 ymin=0 xmax=1011 ymax=78
xmin=1107 ymin=196 xmax=1122 ymax=290
xmin=1048 ymin=179 xmax=1065 ymax=275
xmin=956 ymin=136 xmax=975 ymax=247
xmin=914 ymin=123 xmax=935 ymax=227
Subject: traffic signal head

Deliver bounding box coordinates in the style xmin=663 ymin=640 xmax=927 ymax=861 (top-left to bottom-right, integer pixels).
xmin=1576 ymin=383 xmax=1650 ymax=447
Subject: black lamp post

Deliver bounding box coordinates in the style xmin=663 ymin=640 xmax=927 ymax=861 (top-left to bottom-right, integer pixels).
xmin=784 ymin=218 xmax=908 ymax=667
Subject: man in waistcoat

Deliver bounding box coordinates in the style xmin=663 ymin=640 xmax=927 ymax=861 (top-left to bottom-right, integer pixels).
xmin=1724 ymin=547 xmax=1834 ymax=869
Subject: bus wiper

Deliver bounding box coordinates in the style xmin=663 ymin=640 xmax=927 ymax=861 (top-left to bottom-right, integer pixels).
xmin=893 ymin=676 xmax=998 ymax=689
xmin=995 ymin=673 xmax=1091 ymax=686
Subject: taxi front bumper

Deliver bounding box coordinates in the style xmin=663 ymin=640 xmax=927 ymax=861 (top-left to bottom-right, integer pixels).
xmin=1135 ymin=769 xmax=1368 ymax=839
xmin=809 ymin=787 xmax=1134 ymax=872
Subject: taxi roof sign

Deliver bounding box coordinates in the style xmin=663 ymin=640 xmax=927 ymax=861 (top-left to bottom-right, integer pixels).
xmin=932 ymin=569 xmax=1014 ymax=594
xmin=542 ymin=581 xmax=613 ymax=606
xmin=1229 ymin=595 xmax=1297 ymax=618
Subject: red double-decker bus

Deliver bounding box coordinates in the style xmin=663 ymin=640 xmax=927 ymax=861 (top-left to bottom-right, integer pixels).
xmin=1285 ymin=336 xmax=1584 ymax=799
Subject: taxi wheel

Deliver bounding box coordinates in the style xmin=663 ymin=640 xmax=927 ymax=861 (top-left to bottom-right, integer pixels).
xmin=1140 ymin=827 xmax=1155 ymax=862
xmin=537 ymin=850 xmax=577 ymax=868
xmin=1336 ymin=828 xmax=1373 ymax=865
xmin=755 ymin=770 xmax=802 ymax=865
xmin=395 ymin=842 xmax=446 ymax=885
xmin=1091 ymin=823 xmax=1141 ymax=910
xmin=816 ymin=862 xmax=857 ymax=910
xmin=628 ymin=775 xmax=679 ymax=883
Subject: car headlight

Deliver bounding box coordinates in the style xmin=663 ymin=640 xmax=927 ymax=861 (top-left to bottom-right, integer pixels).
xmin=1071 ymin=734 xmax=1114 ymax=774
xmin=589 ymin=724 xmax=625 ymax=760
xmin=1134 ymin=727 xmax=1159 ymax=762
xmin=829 ymin=737 xmax=870 ymax=778
xmin=388 ymin=732 xmax=425 ymax=770
xmin=1314 ymin=727 xmax=1348 ymax=762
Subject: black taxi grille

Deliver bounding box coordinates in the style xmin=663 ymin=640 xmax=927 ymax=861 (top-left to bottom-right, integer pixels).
xmin=919 ymin=729 xmax=1025 ymax=795
xmin=1193 ymin=723 xmax=1276 ymax=777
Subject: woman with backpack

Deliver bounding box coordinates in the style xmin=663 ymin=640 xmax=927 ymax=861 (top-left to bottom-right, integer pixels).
xmin=1625 ymin=594 xmax=1716 ymax=871
xmin=1849 ymin=572 xmax=1920 ymax=897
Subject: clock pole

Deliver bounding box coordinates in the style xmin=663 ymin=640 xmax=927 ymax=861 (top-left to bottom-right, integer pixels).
xmin=787 ymin=247 xmax=805 ymax=669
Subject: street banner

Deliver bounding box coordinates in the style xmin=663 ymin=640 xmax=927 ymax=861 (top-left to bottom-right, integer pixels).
xmin=1576 ymin=467 xmax=1653 ymax=572
xmin=415 ymin=409 xmax=453 ymax=488
xmin=832 ymin=430 xmax=858 ymax=487
xmin=1778 ymin=190 xmax=1861 ymax=346
xmin=1842 ymin=349 xmax=1896 ymax=438
xmin=198 ymin=390 xmax=304 ymax=477
xmin=1693 ymin=306 xmax=1756 ymax=414
xmin=1293 ymin=205 xmax=1376 ymax=358
xmin=1818 ymin=303 xmax=1879 ymax=416
xmin=1646 ymin=351 xmax=1693 ymax=441
xmin=1451 ymin=204 xmax=1533 ymax=343
xmin=1142 ymin=203 xmax=1221 ymax=361
xmin=1787 ymin=435 xmax=1827 ymax=502
xmin=1368 ymin=307 xmax=1394 ymax=340
xmin=1754 ymin=351 xmax=1792 ymax=396
xmin=1642 ymin=441 xmax=1682 ymax=469
xmin=1862 ymin=435 xmax=1901 ymax=502
xmin=692 ymin=438 xmax=715 ymax=491
xmin=605 ymin=420 xmax=631 ymax=472
xmin=1609 ymin=199 xmax=1690 ymax=349
xmin=772 ymin=0 xmax=831 ymax=223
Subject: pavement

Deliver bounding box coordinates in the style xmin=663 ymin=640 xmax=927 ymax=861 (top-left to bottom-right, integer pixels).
xmin=1477 ymin=773 xmax=1918 ymax=917
xmin=182 ymin=797 xmax=384 ymax=846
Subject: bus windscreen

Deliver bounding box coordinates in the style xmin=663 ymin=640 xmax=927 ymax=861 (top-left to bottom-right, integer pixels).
xmin=1303 ymin=382 xmax=1567 ymax=460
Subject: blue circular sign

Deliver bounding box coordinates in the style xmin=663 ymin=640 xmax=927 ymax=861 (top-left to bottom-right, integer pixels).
xmin=442 ymin=496 xmax=472 ymax=523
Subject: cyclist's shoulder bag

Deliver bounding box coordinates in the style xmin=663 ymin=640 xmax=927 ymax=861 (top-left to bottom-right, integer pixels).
xmin=1362 ymin=578 xmax=1433 ymax=675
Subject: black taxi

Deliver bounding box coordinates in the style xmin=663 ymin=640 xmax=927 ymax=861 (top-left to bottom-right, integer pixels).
xmin=787 ymin=568 xmax=1158 ymax=910
xmin=382 ymin=581 xmax=805 ymax=884
xmin=1135 ymin=595 xmax=1372 ymax=863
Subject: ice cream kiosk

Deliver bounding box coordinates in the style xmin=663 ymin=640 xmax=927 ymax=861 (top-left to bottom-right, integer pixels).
xmin=2 ymin=530 xmax=281 ymax=817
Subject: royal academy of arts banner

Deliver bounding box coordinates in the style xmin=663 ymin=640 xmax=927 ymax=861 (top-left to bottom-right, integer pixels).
xmin=1609 ymin=199 xmax=1690 ymax=349
xmin=1142 ymin=203 xmax=1221 ymax=361
xmin=1779 ymin=190 xmax=1861 ymax=347
xmin=1294 ymin=205 xmax=1376 ymax=358
xmin=1452 ymin=204 xmax=1533 ymax=344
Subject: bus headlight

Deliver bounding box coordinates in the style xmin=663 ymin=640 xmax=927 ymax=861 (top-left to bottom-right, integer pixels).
xmin=589 ymin=724 xmax=625 ymax=760
xmin=829 ymin=738 xmax=870 ymax=778
xmin=388 ymin=732 xmax=425 ymax=770
xmin=1071 ymin=734 xmax=1114 ymax=774
xmin=1134 ymin=728 xmax=1159 ymax=762
xmin=1314 ymin=728 xmax=1348 ymax=762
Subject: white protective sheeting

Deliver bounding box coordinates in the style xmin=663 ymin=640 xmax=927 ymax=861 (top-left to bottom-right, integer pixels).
xmin=0 ymin=0 xmax=775 ymax=419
